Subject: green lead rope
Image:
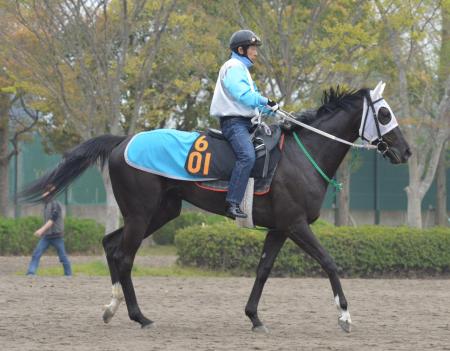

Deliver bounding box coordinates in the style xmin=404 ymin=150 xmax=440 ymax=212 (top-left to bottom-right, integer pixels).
xmin=293 ymin=131 xmax=343 ymax=192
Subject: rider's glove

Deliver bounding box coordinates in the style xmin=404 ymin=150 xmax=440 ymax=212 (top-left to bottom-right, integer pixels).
xmin=267 ymin=99 xmax=280 ymax=112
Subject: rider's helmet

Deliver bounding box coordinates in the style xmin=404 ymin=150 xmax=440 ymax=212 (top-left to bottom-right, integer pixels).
xmin=229 ymin=30 xmax=262 ymax=52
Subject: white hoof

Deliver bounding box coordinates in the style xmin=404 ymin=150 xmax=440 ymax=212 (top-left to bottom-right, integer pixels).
xmin=102 ymin=283 xmax=123 ymax=324
xmin=252 ymin=325 xmax=269 ymax=333
xmin=338 ymin=316 xmax=352 ymax=333
xmin=335 ymin=295 xmax=352 ymax=333
xmin=103 ymin=306 xmax=115 ymax=324
xmin=141 ymin=321 xmax=155 ymax=329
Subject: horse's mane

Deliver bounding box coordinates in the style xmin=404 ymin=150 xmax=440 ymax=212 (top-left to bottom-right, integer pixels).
xmin=317 ymin=86 xmax=364 ymax=116
xmin=281 ymin=86 xmax=367 ymax=132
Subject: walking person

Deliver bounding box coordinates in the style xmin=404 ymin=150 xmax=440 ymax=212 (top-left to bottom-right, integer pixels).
xmin=26 ymin=194 xmax=72 ymax=276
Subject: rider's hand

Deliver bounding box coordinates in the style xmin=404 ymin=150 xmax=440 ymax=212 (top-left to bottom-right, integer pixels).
xmin=267 ymin=99 xmax=280 ymax=112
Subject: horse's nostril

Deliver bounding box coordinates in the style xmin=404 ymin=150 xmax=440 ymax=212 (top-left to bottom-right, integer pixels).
xmin=405 ymin=148 xmax=412 ymax=158
xmin=402 ymin=148 xmax=412 ymax=161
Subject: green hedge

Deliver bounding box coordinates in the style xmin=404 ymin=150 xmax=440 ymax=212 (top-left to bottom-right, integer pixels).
xmin=0 ymin=216 xmax=105 ymax=255
xmin=175 ymin=222 xmax=450 ymax=277
xmin=152 ymin=210 xmax=227 ymax=245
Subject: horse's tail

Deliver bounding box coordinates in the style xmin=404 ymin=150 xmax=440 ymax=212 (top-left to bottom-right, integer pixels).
xmin=20 ymin=134 xmax=127 ymax=202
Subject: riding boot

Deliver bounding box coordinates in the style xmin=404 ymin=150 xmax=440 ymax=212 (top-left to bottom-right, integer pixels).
xmin=225 ymin=202 xmax=248 ymax=219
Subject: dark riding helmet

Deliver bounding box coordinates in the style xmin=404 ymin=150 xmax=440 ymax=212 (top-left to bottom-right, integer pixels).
xmin=229 ymin=30 xmax=262 ymax=52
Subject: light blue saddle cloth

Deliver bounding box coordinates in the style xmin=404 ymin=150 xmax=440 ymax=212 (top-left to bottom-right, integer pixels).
xmin=124 ymin=129 xmax=217 ymax=181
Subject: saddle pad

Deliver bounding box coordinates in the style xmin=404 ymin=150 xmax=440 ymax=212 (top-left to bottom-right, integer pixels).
xmin=185 ymin=126 xmax=282 ymax=180
xmin=125 ymin=129 xmax=218 ymax=181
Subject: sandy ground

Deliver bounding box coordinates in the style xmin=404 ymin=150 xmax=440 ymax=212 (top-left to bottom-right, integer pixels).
xmin=1 ymin=256 xmax=450 ymax=351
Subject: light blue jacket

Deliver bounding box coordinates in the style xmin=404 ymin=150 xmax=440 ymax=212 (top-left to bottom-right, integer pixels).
xmin=210 ymin=52 xmax=269 ymax=118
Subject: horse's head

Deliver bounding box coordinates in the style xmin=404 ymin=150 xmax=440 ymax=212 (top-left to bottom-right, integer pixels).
xmin=360 ymin=82 xmax=411 ymax=164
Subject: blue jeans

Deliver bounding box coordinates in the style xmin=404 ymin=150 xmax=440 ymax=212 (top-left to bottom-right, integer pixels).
xmin=27 ymin=236 xmax=72 ymax=276
xmin=221 ymin=117 xmax=256 ymax=205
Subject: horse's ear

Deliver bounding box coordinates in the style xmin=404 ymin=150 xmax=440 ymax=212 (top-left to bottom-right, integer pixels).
xmin=379 ymin=82 xmax=386 ymax=95
xmin=373 ymin=81 xmax=383 ymax=96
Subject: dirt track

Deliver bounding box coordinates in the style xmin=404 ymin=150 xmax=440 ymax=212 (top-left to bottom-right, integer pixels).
xmin=1 ymin=257 xmax=450 ymax=351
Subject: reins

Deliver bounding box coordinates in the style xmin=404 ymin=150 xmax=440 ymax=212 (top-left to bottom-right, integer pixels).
xmin=276 ymin=109 xmax=377 ymax=150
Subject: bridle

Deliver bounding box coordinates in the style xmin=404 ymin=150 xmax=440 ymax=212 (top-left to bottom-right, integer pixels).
xmin=360 ymin=90 xmax=391 ymax=157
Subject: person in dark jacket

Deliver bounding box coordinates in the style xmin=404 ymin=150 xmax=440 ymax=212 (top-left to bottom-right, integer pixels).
xmin=26 ymin=195 xmax=72 ymax=276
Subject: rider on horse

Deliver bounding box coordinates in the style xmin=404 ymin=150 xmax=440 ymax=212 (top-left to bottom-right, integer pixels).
xmin=210 ymin=29 xmax=279 ymax=219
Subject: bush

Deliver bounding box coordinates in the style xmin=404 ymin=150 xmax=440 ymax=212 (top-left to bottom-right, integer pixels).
xmin=175 ymin=222 xmax=450 ymax=277
xmin=0 ymin=217 xmax=42 ymax=255
xmin=175 ymin=222 xmax=265 ymax=272
xmin=0 ymin=216 xmax=104 ymax=255
xmin=63 ymin=217 xmax=105 ymax=254
xmin=152 ymin=210 xmax=227 ymax=245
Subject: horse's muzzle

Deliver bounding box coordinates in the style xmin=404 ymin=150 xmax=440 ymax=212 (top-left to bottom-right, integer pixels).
xmin=386 ymin=147 xmax=411 ymax=164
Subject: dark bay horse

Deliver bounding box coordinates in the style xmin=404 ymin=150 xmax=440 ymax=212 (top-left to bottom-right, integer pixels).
xmin=22 ymin=83 xmax=411 ymax=333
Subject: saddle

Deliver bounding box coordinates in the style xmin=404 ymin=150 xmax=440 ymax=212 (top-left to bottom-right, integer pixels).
xmin=184 ymin=124 xmax=283 ymax=180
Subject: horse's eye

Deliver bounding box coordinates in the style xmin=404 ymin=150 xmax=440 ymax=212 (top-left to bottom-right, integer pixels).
xmin=377 ymin=107 xmax=391 ymax=125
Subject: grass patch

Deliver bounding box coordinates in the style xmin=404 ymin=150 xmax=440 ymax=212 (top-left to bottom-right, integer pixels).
xmin=137 ymin=245 xmax=177 ymax=256
xmin=23 ymin=260 xmax=231 ymax=277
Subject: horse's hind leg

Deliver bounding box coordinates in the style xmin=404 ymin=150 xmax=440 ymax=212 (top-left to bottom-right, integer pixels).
xmin=116 ymin=214 xmax=153 ymax=328
xmin=289 ymin=220 xmax=352 ymax=332
xmin=101 ymin=193 xmax=181 ymax=327
xmin=102 ymin=227 xmax=124 ymax=323
xmin=143 ymin=192 xmax=182 ymax=240
xmin=245 ymin=229 xmax=287 ymax=332
xmin=116 ymin=195 xmax=181 ymax=327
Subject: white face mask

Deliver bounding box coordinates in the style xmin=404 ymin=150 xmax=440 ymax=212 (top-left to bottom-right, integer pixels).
xmin=359 ymin=81 xmax=398 ymax=143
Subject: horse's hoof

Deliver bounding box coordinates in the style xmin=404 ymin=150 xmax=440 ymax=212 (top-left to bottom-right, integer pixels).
xmin=252 ymin=325 xmax=269 ymax=333
xmin=102 ymin=308 xmax=114 ymax=324
xmin=141 ymin=320 xmax=154 ymax=329
xmin=338 ymin=318 xmax=351 ymax=333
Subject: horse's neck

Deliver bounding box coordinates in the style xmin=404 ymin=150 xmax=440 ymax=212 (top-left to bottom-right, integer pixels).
xmin=289 ymin=108 xmax=361 ymax=182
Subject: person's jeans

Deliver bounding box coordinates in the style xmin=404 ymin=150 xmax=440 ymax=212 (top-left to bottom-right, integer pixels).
xmin=27 ymin=236 xmax=72 ymax=276
xmin=221 ymin=117 xmax=256 ymax=205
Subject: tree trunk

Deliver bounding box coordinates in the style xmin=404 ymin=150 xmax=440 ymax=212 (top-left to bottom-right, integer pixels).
xmin=405 ymin=154 xmax=423 ymax=228
xmin=435 ymin=142 xmax=448 ymax=226
xmin=0 ymin=94 xmax=10 ymax=217
xmin=405 ymin=189 xmax=423 ymax=228
xmin=335 ymin=154 xmax=351 ymax=226
xmin=101 ymin=168 xmax=120 ymax=235
xmin=436 ymin=3 xmax=449 ymax=227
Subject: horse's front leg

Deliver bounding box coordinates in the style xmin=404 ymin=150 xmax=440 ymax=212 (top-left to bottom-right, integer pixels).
xmin=288 ymin=220 xmax=352 ymax=332
xmin=245 ymin=229 xmax=287 ymax=333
